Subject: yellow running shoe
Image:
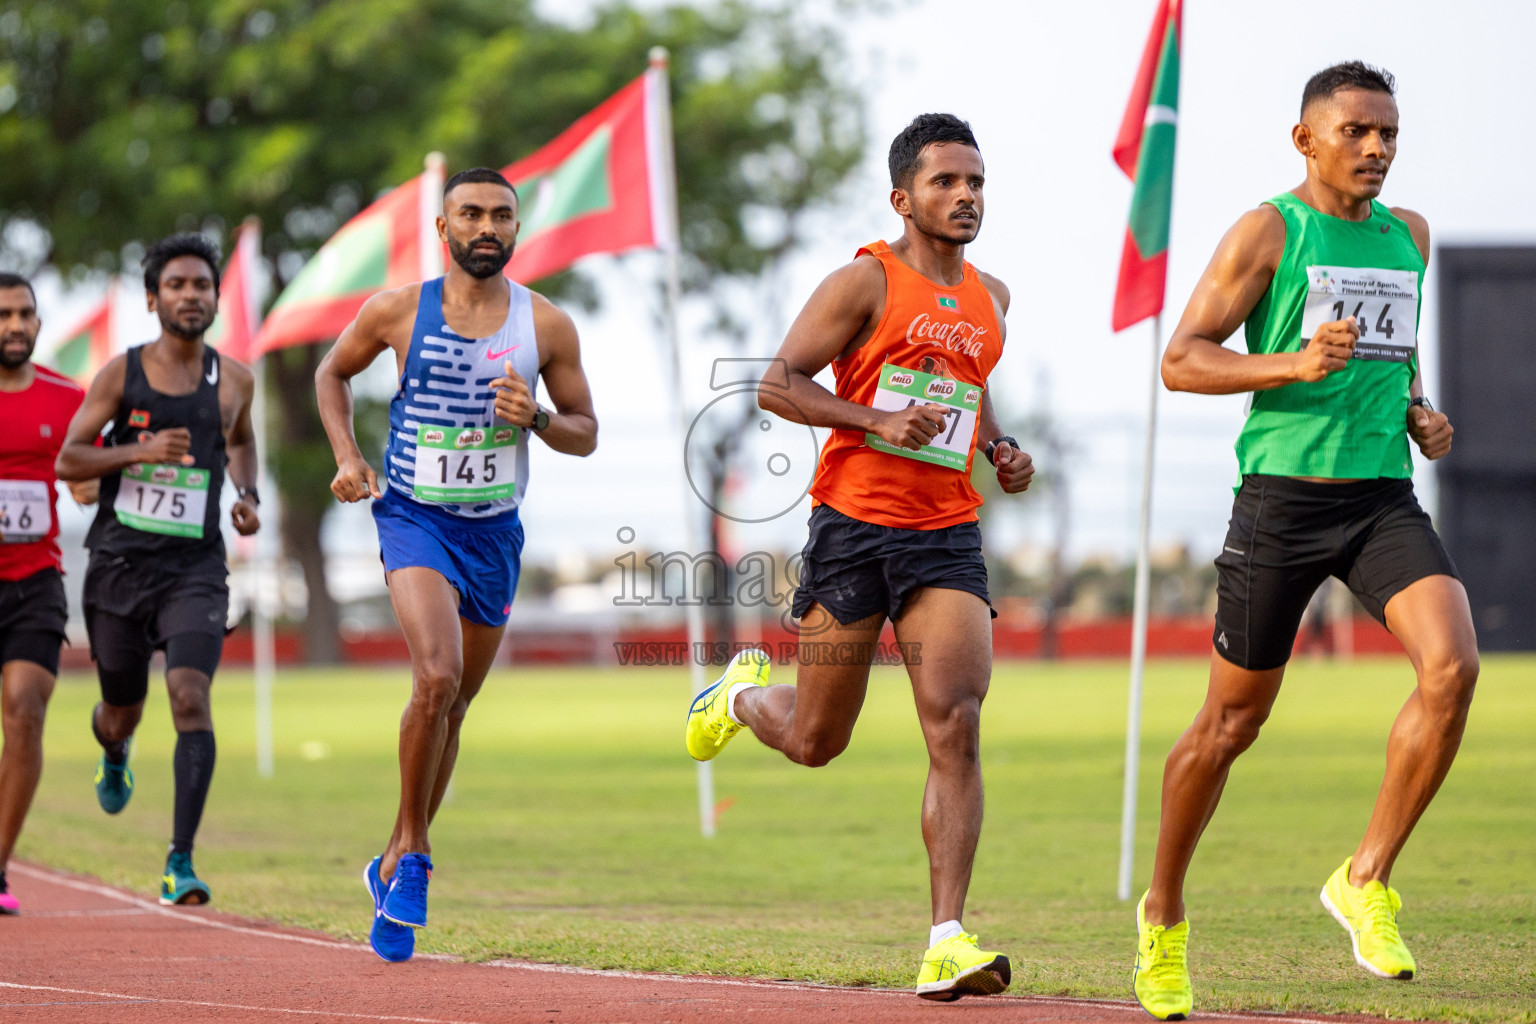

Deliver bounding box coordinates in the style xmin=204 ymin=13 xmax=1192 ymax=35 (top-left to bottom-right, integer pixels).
xmin=915 ymin=932 xmax=1010 ymax=1000
xmin=685 ymin=648 xmax=770 ymax=762
xmin=1133 ymin=893 xmax=1193 ymax=1021
xmin=1320 ymin=857 xmax=1416 ymax=980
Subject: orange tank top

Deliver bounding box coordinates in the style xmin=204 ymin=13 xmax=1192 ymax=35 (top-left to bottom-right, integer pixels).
xmin=808 ymin=240 xmax=1004 ymax=530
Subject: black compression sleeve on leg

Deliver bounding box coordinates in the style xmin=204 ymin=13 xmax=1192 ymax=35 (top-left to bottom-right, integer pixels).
xmin=171 ymin=730 xmax=216 ymax=855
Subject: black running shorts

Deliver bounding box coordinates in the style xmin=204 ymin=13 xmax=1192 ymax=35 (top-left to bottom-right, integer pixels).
xmin=790 ymin=504 xmax=993 ymax=625
xmin=0 ymin=568 xmax=69 ymax=675
xmin=84 ymin=554 xmax=228 ymax=689
xmin=1212 ymin=475 xmax=1459 ymax=671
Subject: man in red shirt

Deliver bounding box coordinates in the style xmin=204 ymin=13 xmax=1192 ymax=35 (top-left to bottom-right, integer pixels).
xmin=0 ymin=272 xmax=88 ymax=914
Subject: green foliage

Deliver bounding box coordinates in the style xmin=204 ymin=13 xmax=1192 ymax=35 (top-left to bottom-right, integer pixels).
xmin=20 ymin=657 xmax=1536 ymax=1022
xmin=0 ymin=0 xmax=864 ymax=292
xmin=1 ymin=0 xmax=866 ymax=657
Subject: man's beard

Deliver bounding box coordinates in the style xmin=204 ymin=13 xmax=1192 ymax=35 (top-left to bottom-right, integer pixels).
xmin=160 ymin=306 xmax=213 ymax=340
xmin=449 ymin=235 xmax=514 ymax=279
xmin=0 ymin=336 xmax=35 ymax=370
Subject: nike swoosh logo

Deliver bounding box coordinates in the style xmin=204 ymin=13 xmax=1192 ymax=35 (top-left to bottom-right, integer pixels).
xmin=486 ymin=344 xmax=520 ymax=360
xmin=206 ymin=361 xmax=219 ymax=385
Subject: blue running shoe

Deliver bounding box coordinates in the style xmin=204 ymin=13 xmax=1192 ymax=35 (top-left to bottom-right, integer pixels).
xmin=94 ymin=752 xmax=133 ymax=815
xmin=159 ymin=851 xmax=210 ymax=906
xmin=381 ymin=852 xmax=431 ymax=929
xmin=364 ymin=856 xmax=414 ymax=962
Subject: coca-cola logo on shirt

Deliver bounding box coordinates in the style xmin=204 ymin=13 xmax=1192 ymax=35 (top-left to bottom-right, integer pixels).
xmin=905 ymin=312 xmax=988 ymax=358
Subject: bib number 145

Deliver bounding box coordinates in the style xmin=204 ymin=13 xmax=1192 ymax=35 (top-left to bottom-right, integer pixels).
xmin=412 ymin=425 xmax=518 ymax=503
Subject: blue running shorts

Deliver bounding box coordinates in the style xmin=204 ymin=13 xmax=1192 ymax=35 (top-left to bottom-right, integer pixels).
xmin=372 ymin=489 xmax=525 ymax=627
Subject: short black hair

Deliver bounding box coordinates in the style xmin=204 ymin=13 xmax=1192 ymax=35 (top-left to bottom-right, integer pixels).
xmin=1301 ymin=61 xmax=1396 ymax=119
xmin=888 ymin=113 xmax=979 ymax=189
xmin=444 ymin=167 xmax=518 ymax=203
xmin=143 ymin=233 xmax=221 ymax=295
xmin=0 ymin=271 xmax=35 ymax=305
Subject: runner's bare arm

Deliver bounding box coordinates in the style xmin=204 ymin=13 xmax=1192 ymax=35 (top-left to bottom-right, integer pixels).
xmin=972 ymin=273 xmax=1032 ymax=492
xmin=1391 ymin=207 xmax=1451 ymax=457
xmin=759 ymin=256 xmax=947 ymax=450
xmin=315 ymin=287 xmax=417 ymax=502
xmin=1162 ymin=206 xmax=1360 ymax=395
xmin=490 ymin=295 xmax=597 ymax=456
xmin=55 ymin=356 xmax=191 ymax=480
xmin=225 ymin=361 xmax=261 ymax=535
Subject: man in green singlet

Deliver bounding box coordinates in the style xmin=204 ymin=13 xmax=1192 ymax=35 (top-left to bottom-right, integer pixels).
xmin=1129 ymin=62 xmax=1478 ymax=1020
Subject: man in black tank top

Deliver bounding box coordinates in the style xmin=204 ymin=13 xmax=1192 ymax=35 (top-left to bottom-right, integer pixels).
xmin=56 ymin=234 xmax=261 ymax=907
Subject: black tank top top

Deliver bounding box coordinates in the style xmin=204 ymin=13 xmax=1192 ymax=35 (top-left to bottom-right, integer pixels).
xmin=87 ymin=345 xmax=226 ymax=566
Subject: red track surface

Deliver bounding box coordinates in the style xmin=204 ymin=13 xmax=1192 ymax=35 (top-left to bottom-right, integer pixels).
xmin=2 ymin=862 xmax=1416 ymax=1024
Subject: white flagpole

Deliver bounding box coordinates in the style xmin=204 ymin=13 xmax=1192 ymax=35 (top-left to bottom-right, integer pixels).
xmin=239 ymin=218 xmax=277 ymax=780
xmin=648 ymin=46 xmax=715 ymax=839
xmin=1118 ymin=312 xmax=1162 ymax=901
xmin=421 ymin=153 xmax=447 ymax=280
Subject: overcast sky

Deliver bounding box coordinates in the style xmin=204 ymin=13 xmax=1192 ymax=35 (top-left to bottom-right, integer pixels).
xmin=34 ymin=0 xmax=1536 ymax=579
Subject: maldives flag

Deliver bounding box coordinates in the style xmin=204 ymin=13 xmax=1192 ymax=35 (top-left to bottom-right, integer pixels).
xmin=501 ymin=67 xmax=677 ymax=284
xmin=207 ymin=219 xmax=264 ymax=362
xmin=1112 ymin=0 xmax=1182 ymax=332
xmin=50 ymin=286 xmax=114 ymax=383
xmin=255 ymin=170 xmax=439 ymax=354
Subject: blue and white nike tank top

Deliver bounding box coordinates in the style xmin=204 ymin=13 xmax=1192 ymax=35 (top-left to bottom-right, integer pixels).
xmin=384 ymin=277 xmax=539 ymax=518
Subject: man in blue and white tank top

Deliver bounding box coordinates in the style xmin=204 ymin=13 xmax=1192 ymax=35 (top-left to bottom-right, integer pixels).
xmin=317 ymin=168 xmax=597 ymax=962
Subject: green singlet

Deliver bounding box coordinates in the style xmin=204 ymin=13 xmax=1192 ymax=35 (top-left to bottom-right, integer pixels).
xmin=1234 ymin=192 xmax=1425 ymax=480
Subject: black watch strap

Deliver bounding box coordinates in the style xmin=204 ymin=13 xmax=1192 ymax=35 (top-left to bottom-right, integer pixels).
xmin=1408 ymin=396 xmax=1434 ymax=413
xmin=531 ymin=405 xmax=551 ymax=431
xmin=983 ymin=435 xmax=1018 ymax=466
xmin=237 ymin=485 xmax=260 ymax=505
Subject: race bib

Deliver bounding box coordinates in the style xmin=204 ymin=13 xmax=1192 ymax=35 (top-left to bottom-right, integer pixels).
xmin=412 ymin=424 xmax=519 ymax=503
xmin=115 ymin=464 xmax=209 ymax=539
xmin=865 ymin=363 xmax=983 ymax=471
xmin=0 ymin=479 xmax=51 ymax=544
xmin=1300 ymin=265 xmax=1419 ymax=363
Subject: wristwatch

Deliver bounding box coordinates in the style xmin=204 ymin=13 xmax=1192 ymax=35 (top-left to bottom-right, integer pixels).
xmin=531 ymin=405 xmax=551 ymax=432
xmin=237 ymin=485 xmax=261 ymax=505
xmin=1407 ymin=396 xmax=1434 ymax=413
xmin=983 ymin=435 xmax=1018 ymax=466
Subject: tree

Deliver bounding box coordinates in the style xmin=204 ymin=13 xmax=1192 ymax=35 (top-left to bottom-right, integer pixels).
xmin=2 ymin=0 xmax=865 ymax=660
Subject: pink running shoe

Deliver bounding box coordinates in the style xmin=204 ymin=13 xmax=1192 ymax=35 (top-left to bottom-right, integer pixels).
xmin=0 ymin=875 xmax=18 ymax=915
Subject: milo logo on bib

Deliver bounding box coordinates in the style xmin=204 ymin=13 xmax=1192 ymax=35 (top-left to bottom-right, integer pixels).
xmin=866 ymin=361 xmax=983 ymax=472
xmin=454 ymin=428 xmax=486 ymax=449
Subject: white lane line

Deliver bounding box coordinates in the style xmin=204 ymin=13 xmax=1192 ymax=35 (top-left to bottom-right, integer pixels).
xmin=0 ymin=982 xmax=488 ymax=1024
xmin=19 ymin=908 xmax=157 ymax=919
xmin=11 ymin=863 xmax=1387 ymax=1024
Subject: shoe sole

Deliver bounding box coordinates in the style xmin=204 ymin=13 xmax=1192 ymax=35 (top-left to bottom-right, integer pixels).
xmin=1319 ymin=887 xmax=1413 ymax=980
xmin=159 ymin=889 xmax=210 ymax=907
xmin=915 ymin=956 xmax=1010 ymax=1000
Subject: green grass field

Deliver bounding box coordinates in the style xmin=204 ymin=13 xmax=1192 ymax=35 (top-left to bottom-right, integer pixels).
xmin=14 ymin=655 xmax=1535 ymax=1022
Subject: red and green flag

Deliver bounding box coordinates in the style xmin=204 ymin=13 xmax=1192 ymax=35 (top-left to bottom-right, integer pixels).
xmin=50 ymin=286 xmax=115 ymax=383
xmin=251 ymin=63 xmax=677 ymax=353
xmin=207 ymin=219 xmax=264 ymax=363
xmin=255 ymin=172 xmax=435 ymax=354
xmin=1112 ymin=0 xmax=1182 ymax=332
xmin=500 ymin=66 xmax=677 ymax=284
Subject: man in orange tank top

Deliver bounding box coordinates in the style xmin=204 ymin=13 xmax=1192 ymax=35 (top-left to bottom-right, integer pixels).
xmin=684 ymin=114 xmax=1034 ymax=1000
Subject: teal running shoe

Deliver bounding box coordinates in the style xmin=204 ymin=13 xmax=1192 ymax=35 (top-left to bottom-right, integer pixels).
xmin=160 ymin=851 xmax=210 ymax=906
xmin=364 ymin=856 xmax=414 ymax=962
xmin=94 ymin=752 xmax=133 ymax=815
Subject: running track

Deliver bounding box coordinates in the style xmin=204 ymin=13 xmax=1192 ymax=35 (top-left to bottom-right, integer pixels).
xmin=1 ymin=863 xmax=1416 ymax=1024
